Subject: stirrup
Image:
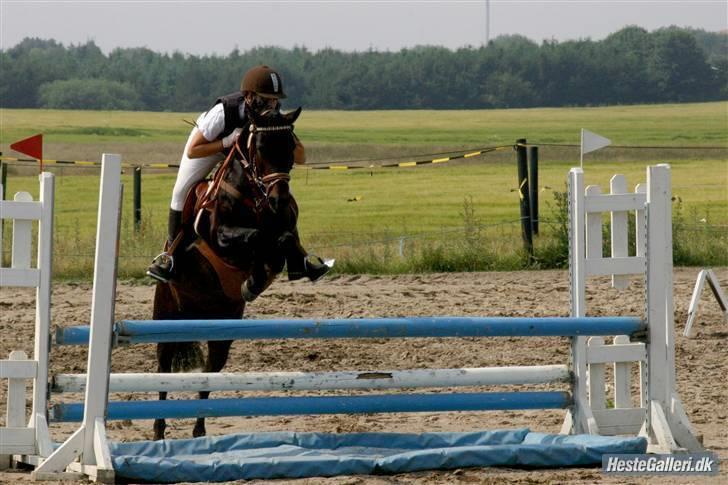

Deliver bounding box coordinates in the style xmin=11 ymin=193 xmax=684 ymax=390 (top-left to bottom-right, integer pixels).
xmin=146 ymin=252 xmax=174 ymax=283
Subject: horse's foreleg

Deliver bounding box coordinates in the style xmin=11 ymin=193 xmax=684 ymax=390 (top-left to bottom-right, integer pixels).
xmin=193 ymin=340 xmax=233 ymax=438
xmin=154 ymin=342 xmax=174 ymax=440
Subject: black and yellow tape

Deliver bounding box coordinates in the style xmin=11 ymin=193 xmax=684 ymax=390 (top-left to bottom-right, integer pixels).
xmin=0 ymin=144 xmax=513 ymax=171
xmin=0 ymin=156 xmax=181 ymax=169
xmin=305 ymin=145 xmax=512 ymax=170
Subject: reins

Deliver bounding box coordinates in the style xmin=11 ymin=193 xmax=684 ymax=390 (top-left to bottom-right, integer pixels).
xmin=205 ymin=122 xmax=294 ymax=213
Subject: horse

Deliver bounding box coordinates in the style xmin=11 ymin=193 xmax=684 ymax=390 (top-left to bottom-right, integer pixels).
xmin=151 ymin=107 xmax=302 ymax=440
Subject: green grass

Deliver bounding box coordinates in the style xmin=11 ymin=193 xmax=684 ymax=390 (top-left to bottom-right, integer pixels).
xmin=1 ymin=103 xmax=726 ymax=278
xmin=2 ymin=102 xmax=727 ymax=147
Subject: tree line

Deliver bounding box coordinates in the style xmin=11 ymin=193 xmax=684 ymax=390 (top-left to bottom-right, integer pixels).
xmin=1 ymin=26 xmax=726 ymax=111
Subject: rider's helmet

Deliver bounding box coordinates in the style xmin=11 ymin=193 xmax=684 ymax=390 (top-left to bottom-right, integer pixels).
xmin=241 ymin=65 xmax=287 ymax=99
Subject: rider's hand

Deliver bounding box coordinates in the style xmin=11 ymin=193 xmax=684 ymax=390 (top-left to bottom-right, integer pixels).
xmin=222 ymin=128 xmax=243 ymax=149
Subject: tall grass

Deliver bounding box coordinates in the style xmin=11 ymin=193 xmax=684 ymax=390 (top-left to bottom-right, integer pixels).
xmin=3 ymin=189 xmax=724 ymax=279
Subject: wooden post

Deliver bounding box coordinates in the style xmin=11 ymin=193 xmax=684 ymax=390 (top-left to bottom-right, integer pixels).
xmin=516 ymin=139 xmax=533 ymax=259
xmin=133 ymin=166 xmax=142 ymax=232
xmin=0 ymin=156 xmax=6 ymax=244
xmin=0 ymin=156 xmax=7 ymax=200
xmin=528 ymin=146 xmax=539 ymax=235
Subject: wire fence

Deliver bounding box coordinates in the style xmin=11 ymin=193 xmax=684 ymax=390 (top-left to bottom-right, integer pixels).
xmin=2 ymin=219 xmax=725 ymax=263
xmin=2 ymin=140 xmax=725 ymax=269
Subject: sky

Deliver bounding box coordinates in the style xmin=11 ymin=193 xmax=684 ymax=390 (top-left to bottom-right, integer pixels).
xmin=1 ymin=1 xmax=726 ymax=55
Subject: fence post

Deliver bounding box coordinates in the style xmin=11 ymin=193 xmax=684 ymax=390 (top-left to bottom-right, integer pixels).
xmin=528 ymin=146 xmax=539 ymax=235
xmin=133 ymin=166 xmax=142 ymax=232
xmin=516 ymin=139 xmax=533 ymax=259
xmin=0 ymin=155 xmax=7 ymax=200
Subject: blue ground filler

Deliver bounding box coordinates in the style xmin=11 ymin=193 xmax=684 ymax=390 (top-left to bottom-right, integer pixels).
xmin=109 ymin=429 xmax=647 ymax=482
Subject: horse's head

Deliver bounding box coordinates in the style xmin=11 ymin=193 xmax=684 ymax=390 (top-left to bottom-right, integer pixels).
xmin=247 ymin=107 xmax=302 ymax=214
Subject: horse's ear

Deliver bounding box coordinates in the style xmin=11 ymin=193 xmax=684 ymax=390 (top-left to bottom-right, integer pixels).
xmin=284 ymin=107 xmax=302 ymax=125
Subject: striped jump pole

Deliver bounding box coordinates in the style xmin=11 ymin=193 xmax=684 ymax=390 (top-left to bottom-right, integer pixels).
xmin=49 ymin=391 xmax=572 ymax=423
xmin=55 ymin=316 xmax=646 ymax=345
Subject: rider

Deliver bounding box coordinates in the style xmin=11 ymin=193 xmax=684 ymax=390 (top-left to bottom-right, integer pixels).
xmin=146 ymin=65 xmax=330 ymax=291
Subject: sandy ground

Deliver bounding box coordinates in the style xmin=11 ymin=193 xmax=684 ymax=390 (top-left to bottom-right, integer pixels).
xmin=1 ymin=268 xmax=726 ymax=484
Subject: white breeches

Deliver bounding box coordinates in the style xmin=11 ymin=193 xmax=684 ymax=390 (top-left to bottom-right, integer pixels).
xmin=170 ymin=127 xmax=225 ymax=211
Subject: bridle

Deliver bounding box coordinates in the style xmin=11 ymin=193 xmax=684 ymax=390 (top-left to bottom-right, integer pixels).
xmin=224 ymin=120 xmax=295 ymax=211
xmin=195 ymin=115 xmax=297 ymax=235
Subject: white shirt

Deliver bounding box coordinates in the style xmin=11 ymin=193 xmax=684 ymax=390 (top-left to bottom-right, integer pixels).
xmin=195 ymin=102 xmax=246 ymax=141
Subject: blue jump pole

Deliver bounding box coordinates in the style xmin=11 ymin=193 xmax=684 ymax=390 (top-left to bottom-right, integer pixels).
xmin=55 ymin=316 xmax=645 ymax=346
xmin=50 ymin=391 xmax=571 ymax=422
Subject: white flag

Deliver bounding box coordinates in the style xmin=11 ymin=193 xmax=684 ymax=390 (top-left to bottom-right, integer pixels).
xmin=581 ymin=129 xmax=611 ymax=155
xmin=580 ymin=129 xmax=611 ymax=167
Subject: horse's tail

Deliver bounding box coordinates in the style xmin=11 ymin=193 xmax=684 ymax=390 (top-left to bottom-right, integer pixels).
xmin=170 ymin=342 xmax=205 ymax=372
xmin=153 ymin=283 xmax=205 ymax=372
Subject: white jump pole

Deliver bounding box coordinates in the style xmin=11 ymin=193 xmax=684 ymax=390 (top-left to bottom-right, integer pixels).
xmin=52 ymin=365 xmax=571 ymax=394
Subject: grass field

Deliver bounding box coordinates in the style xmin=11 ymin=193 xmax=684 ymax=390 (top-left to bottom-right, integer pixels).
xmin=1 ymin=103 xmax=726 ymax=278
xmin=2 ymin=102 xmax=727 ymax=147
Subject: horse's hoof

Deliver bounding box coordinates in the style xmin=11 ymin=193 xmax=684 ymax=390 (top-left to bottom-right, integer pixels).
xmin=241 ymin=280 xmax=260 ymax=302
xmin=153 ymin=420 xmax=166 ymax=440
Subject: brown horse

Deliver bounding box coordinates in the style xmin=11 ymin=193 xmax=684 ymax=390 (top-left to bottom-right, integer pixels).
xmin=151 ymin=107 xmax=302 ymax=440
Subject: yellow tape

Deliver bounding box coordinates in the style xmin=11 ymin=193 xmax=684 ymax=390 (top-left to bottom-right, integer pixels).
xmin=398 ymin=161 xmax=417 ymax=167
xmin=75 ymin=161 xmax=97 ymax=166
xmin=328 ymin=166 xmax=349 ymax=170
xmin=431 ymin=157 xmax=450 ymax=164
xmin=149 ymin=163 xmax=173 ymax=169
xmin=463 ymin=152 xmax=481 ymax=158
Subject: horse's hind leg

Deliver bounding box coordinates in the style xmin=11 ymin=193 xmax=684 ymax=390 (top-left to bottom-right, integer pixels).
xmin=192 ymin=340 xmax=233 ymax=438
xmin=154 ymin=342 xmax=175 ymax=440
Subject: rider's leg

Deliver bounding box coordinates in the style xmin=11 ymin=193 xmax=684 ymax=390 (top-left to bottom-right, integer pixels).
xmin=281 ymin=229 xmax=331 ymax=283
xmin=146 ymin=209 xmax=184 ymax=282
xmin=146 ymin=127 xmax=224 ymax=282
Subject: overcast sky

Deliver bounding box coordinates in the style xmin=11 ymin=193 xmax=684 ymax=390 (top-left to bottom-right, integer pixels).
xmin=2 ymin=1 xmax=726 ymax=55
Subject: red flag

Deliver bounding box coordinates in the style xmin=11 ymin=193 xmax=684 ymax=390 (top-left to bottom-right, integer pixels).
xmin=10 ymin=134 xmax=43 ymax=172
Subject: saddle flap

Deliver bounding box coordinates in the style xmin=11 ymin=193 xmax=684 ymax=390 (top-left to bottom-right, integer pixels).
xmin=180 ymin=180 xmax=209 ymax=226
xmin=192 ymin=238 xmax=246 ymax=302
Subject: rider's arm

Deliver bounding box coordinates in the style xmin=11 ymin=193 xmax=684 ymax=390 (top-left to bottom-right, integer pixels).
xmin=186 ymin=131 xmax=225 ymax=159
xmin=186 ymin=104 xmax=228 ymax=159
xmin=293 ymin=133 xmax=306 ymax=165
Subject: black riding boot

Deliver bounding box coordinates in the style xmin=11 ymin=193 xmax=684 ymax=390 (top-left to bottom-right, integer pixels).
xmin=281 ymin=231 xmax=331 ymax=283
xmin=146 ymin=209 xmax=183 ymax=283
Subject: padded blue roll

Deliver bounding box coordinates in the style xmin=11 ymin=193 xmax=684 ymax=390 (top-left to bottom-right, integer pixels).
xmin=109 ymin=428 xmax=647 ymax=482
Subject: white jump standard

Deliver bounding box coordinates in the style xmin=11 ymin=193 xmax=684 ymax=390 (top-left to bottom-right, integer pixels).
xmin=0 ymin=156 xmax=702 ymax=482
